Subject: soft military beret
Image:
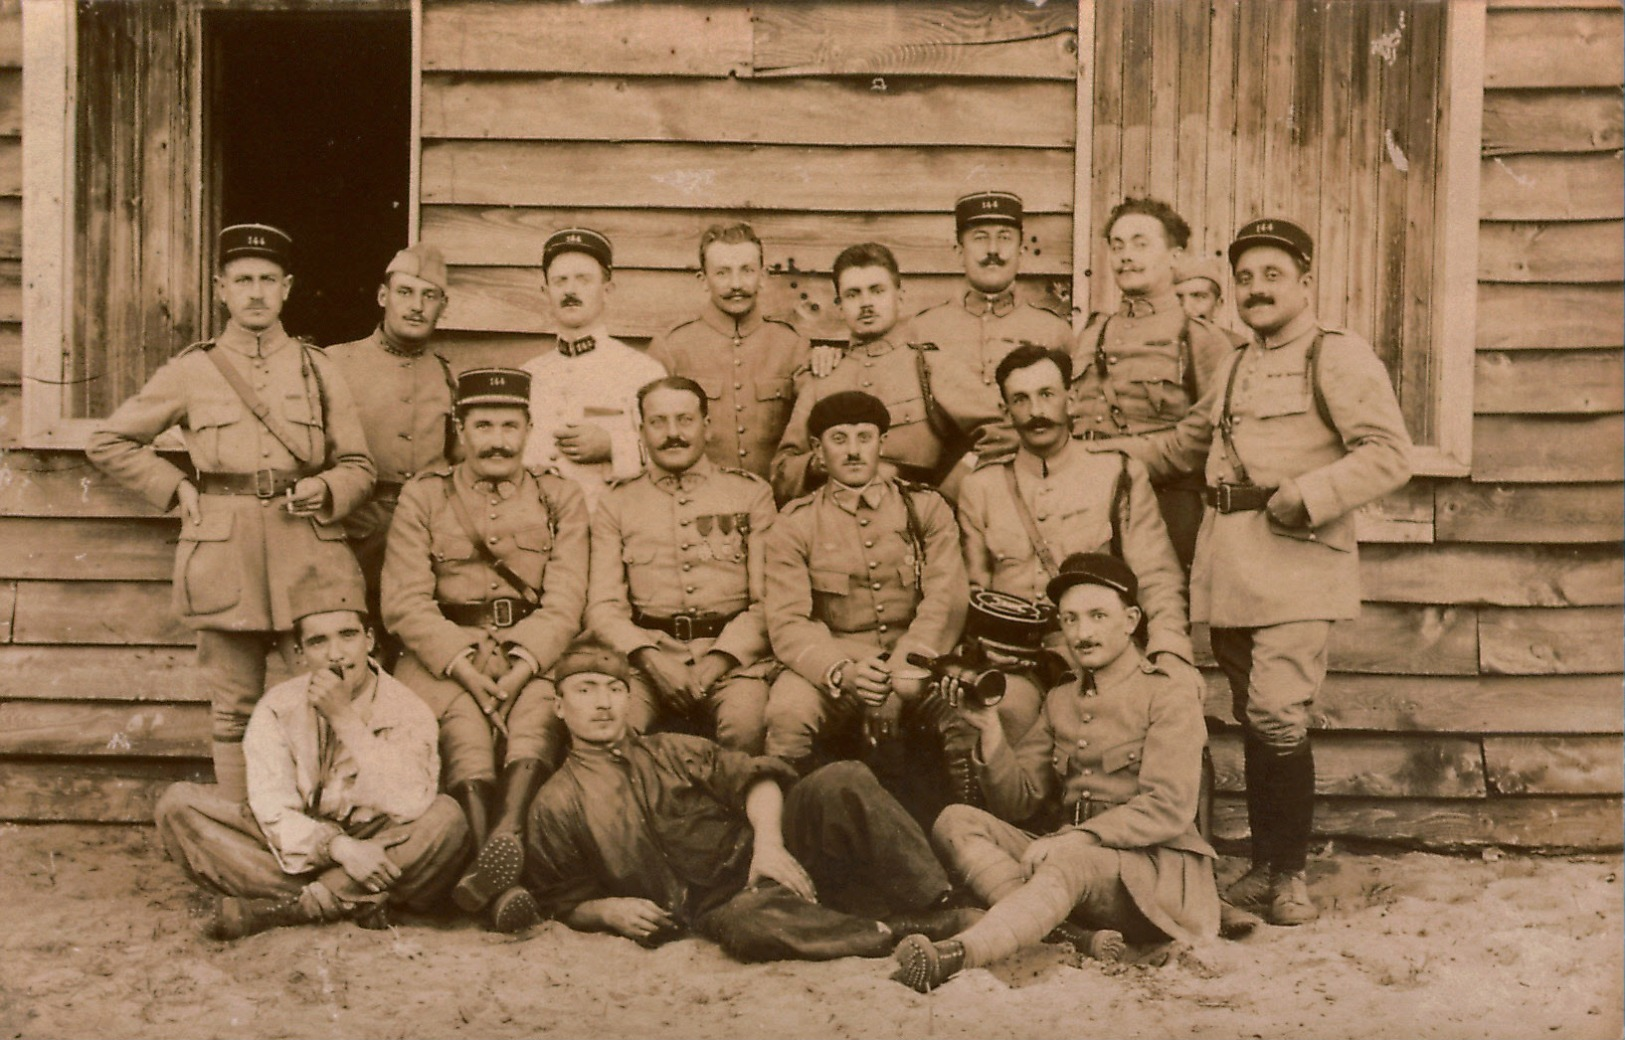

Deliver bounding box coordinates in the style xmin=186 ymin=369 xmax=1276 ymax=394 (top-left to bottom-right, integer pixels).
xmin=219 ymin=223 xmax=292 ymax=269
xmin=554 ymin=638 xmax=631 ymax=686
xmin=456 ymin=367 xmax=531 ymax=409
xmin=386 ymin=242 xmax=449 ymax=291
xmin=288 ymin=559 xmax=368 ymax=624
xmin=808 ymin=390 xmax=891 ymax=440
xmin=1173 ymin=255 xmax=1228 ymax=291
xmin=543 ymin=227 xmax=613 ymax=272
xmin=955 ymin=190 xmax=1024 ymax=233
xmin=1229 ymin=217 xmax=1313 ymax=269
xmin=1045 ymin=551 xmax=1139 ymax=608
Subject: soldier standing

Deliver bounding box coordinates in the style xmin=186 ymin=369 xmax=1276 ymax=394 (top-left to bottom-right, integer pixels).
xmin=86 ymin=224 xmax=375 ymax=802
xmin=1194 ymin=219 xmax=1411 ymax=925
xmin=646 ymin=222 xmax=813 ymax=478
xmin=382 ymin=368 xmax=589 ymax=933
xmin=587 ymin=376 xmax=780 ymax=752
xmin=1173 ymin=255 xmax=1251 ymax=350
xmin=328 ymin=243 xmax=457 ymax=665
xmin=1068 ymin=198 xmax=1237 ymax=570
xmin=772 ymin=243 xmax=998 ymax=504
xmin=521 ymin=227 xmax=667 ymax=511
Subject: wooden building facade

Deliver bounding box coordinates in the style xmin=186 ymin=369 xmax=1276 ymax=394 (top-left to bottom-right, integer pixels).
xmin=1 ymin=0 xmax=1620 ymax=850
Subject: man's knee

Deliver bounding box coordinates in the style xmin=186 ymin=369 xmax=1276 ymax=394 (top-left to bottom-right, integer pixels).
xmin=802 ymin=758 xmax=873 ymax=797
xmin=1046 ymin=841 xmax=1120 ymax=895
xmin=931 ymin=802 xmax=998 ymax=852
xmin=409 ymin=795 xmax=470 ymax=858
xmin=1244 ymin=707 xmax=1311 ymax=751
xmin=712 ymin=679 xmax=769 ymax=755
xmin=764 ymin=672 xmax=827 ymax=758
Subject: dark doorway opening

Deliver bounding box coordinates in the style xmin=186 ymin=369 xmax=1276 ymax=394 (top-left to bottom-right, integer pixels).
xmin=204 ymin=10 xmax=411 ymax=347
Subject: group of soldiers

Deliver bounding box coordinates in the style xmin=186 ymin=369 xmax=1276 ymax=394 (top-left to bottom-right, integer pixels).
xmin=84 ymin=188 xmax=1412 ymax=990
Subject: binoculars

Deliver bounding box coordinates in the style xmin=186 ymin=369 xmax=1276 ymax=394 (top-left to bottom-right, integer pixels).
xmin=904 ymin=651 xmax=1007 ymax=709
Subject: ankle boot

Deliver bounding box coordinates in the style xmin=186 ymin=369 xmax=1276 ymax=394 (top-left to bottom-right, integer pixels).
xmin=891 ymin=936 xmax=966 ymax=992
xmin=207 ymin=894 xmax=316 ymax=940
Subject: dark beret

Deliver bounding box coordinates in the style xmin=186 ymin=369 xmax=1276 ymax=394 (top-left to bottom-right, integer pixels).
xmin=807 ymin=390 xmax=890 ymax=440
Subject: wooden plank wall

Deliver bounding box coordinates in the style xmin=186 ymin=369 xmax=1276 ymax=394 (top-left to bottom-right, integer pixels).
xmin=0 ymin=1 xmax=1619 ymax=847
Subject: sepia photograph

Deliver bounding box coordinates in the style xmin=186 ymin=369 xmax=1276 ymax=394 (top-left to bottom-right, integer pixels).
xmin=0 ymin=1 xmax=1620 ymax=1037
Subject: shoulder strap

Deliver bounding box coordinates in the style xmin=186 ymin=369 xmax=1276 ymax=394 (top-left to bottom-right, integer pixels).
xmin=204 ymin=347 xmax=318 ymax=468
xmin=443 ymin=479 xmax=540 ymax=605
xmin=910 ymin=343 xmax=959 ymax=445
xmin=1090 ymin=316 xmax=1131 ymax=433
xmin=533 ymin=472 xmax=559 ymax=541
xmin=1217 ymin=348 xmax=1252 ymax=486
xmin=1002 ymin=463 xmax=1061 ymax=580
xmin=1109 ymin=454 xmax=1131 ymax=559
xmin=1306 ymin=330 xmax=1333 ymax=429
xmin=300 ymin=344 xmax=329 ymax=448
xmin=895 ymin=483 xmax=927 ymax=598
xmin=1178 ymin=317 xmax=1199 ymax=402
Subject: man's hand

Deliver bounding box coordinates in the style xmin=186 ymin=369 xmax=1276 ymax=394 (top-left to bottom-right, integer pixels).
xmin=449 ymin=657 xmax=510 ymax=736
xmin=306 ymin=665 xmax=358 ymax=728
xmin=554 ymin=423 xmax=613 ymax=465
xmin=841 ymin=655 xmax=892 ymax=708
xmin=175 ymin=479 xmax=202 ymax=526
xmin=596 ymin=897 xmax=678 ymax=943
xmin=297 ymin=880 xmax=348 ymax=921
xmin=1150 ymin=652 xmax=1204 ymax=697
xmin=495 ymin=654 xmax=537 ymax=723
xmin=1266 ymin=480 xmax=1309 ymax=528
xmin=633 ymin=647 xmax=699 ymax=714
xmin=690 ymin=651 xmax=735 ymax=696
xmin=287 ymin=476 xmax=330 ymax=517
xmin=747 ymin=840 xmax=818 ymax=902
xmin=331 ymin=833 xmax=409 ymax=893
xmin=808 ymin=344 xmax=844 ymax=380
xmin=1020 ymin=831 xmax=1097 ymax=879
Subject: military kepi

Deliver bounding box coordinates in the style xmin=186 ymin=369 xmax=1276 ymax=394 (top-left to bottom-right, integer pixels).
xmin=543 ymin=227 xmax=613 ymax=272
xmin=456 ymin=367 xmax=531 ymax=409
xmin=955 ymin=190 xmax=1024 ymax=233
xmin=386 ymin=242 xmax=448 ymax=291
xmin=1229 ymin=217 xmax=1314 ymax=269
xmin=807 ymin=390 xmax=891 ymax=440
xmin=1045 ymin=551 xmax=1140 ymax=607
xmin=287 ymin=560 xmax=368 ymax=624
xmin=219 ymin=223 xmax=292 ymax=269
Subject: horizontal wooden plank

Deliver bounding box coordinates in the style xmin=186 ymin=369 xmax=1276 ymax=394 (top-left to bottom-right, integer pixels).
xmin=422 ymin=0 xmax=752 ymax=75
xmin=441 ymin=265 xmax=1070 ymax=340
xmin=1212 ymin=795 xmax=1623 ymax=852
xmin=423 ymin=74 xmax=1076 ymax=148
xmin=1196 ymin=605 xmax=1481 ymax=677
xmin=1480 ymin=605 xmax=1624 ymax=674
xmin=1355 ymin=482 xmax=1435 ymax=544
xmin=1480 ymin=154 xmax=1623 ymax=221
xmin=1436 ymin=481 xmax=1624 ymax=543
xmin=1360 ymin=543 xmax=1622 ymax=607
xmin=423 ymin=205 xmax=1075 ymax=274
xmin=1472 ymin=414 xmax=1625 ymax=482
xmin=421 ymin=140 xmax=1077 ymax=213
xmin=1489 ymin=0 xmax=1625 ymax=9
xmin=11 ymin=580 xmax=190 ymax=647
xmin=0 ymin=700 xmax=207 ymax=758
xmin=1210 ymin=732 xmax=1485 ymax=798
xmin=1485 ymin=8 xmax=1624 ymax=89
xmin=0 ymin=759 xmax=212 ymax=824
xmin=0 ymin=3 xmax=17 ymax=68
xmin=0 ymin=137 xmax=17 ymax=197
xmin=0 ymin=196 xmax=17 ymax=259
xmin=1478 ymin=221 xmax=1623 ymax=283
xmin=0 ymin=322 xmax=17 ymax=385
xmin=1484 ymin=736 xmax=1624 ymax=795
xmin=1476 ymin=283 xmax=1624 ymax=350
xmin=0 ymin=645 xmax=197 ymax=701
xmin=752 ymin=1 xmax=1078 ymax=80
xmin=0 ymin=68 xmax=16 ymax=136
xmin=1475 ymin=349 xmax=1624 ymax=414
xmin=1205 ymin=671 xmax=1624 ymax=734
xmin=0 ymin=452 xmax=170 ymax=517
xmin=0 ymin=517 xmax=176 ymax=581
xmin=0 ymin=579 xmax=13 ymax=642
xmin=1482 ymin=88 xmax=1624 ymax=156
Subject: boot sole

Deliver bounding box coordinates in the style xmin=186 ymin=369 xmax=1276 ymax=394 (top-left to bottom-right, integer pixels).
xmin=490 ymin=887 xmax=542 ymax=934
xmin=453 ymin=833 xmax=524 ymax=913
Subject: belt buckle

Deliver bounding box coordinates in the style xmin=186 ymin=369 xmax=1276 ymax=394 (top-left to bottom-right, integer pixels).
xmin=1216 ymin=483 xmax=1236 ymax=513
xmin=490 ymin=598 xmax=515 ymax=628
xmin=672 ymin=614 xmax=695 ymax=642
xmin=253 ymin=469 xmax=279 ymax=500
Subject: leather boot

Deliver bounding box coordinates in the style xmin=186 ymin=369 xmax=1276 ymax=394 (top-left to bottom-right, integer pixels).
xmin=455 ymin=762 xmax=548 ymax=916
xmin=451 ymin=779 xmax=495 ymax=851
xmin=1270 ymin=741 xmax=1316 ymax=875
xmin=891 ymin=936 xmax=966 ymax=993
xmin=207 ymin=894 xmax=318 ymax=940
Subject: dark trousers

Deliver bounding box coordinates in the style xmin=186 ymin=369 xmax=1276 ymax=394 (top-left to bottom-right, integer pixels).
xmin=694 ymin=761 xmax=950 ymax=962
xmin=1153 ymin=480 xmax=1204 ymax=573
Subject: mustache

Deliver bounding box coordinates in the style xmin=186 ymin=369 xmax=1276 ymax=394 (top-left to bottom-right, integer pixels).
xmin=722 ymin=289 xmax=754 ymax=299
xmin=978 ymin=254 xmax=1009 ymax=268
xmin=560 ymin=294 xmax=583 ymax=307
xmin=1019 ymin=417 xmax=1062 ymax=434
xmin=1243 ymin=294 xmax=1275 ymax=308
xmin=657 ymin=438 xmax=691 ymax=451
xmin=477 ymin=447 xmax=516 ymax=459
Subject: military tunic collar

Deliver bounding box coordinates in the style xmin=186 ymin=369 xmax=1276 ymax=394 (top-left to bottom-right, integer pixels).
xmin=827 ymin=477 xmax=889 ymax=514
xmin=652 ymin=454 xmax=715 ymax=493
xmin=1013 ymin=438 xmax=1079 ymax=480
xmin=1077 ymin=648 xmax=1148 ymax=698
xmin=376 ymin=324 xmax=429 ymax=359
xmin=963 ymin=288 xmax=1016 ymax=318
xmin=216 ymin=320 xmax=293 ymax=360
xmin=1258 ymin=307 xmax=1319 ymax=351
xmin=1116 ymin=289 xmax=1179 ymax=320
xmin=455 ymin=462 xmax=522 ymax=500
xmin=556 ymin=324 xmax=608 ymax=359
xmin=700 ymin=299 xmax=763 ymax=339
xmin=849 ymin=334 xmax=903 ymax=359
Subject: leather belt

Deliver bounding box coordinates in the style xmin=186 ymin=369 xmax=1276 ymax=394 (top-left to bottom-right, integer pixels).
xmin=1070 ymin=793 xmax=1118 ymax=827
xmin=196 ymin=469 xmax=304 ymax=499
xmin=632 ymin=609 xmax=739 ymax=642
xmin=373 ymin=480 xmax=405 ymax=502
xmin=440 ymin=598 xmax=536 ymax=629
xmin=1203 ymin=482 xmax=1277 ymax=514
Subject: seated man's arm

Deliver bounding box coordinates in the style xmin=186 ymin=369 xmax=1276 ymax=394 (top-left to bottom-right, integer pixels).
xmin=243 ymin=692 xmax=343 ymax=876
xmin=316 ymin=674 xmax=440 ymax=824
xmin=742 ymin=778 xmax=817 ymax=901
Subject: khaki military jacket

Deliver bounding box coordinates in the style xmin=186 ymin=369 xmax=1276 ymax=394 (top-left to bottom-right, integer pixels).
xmin=646 ymin=302 xmax=811 ymax=478
xmin=1190 ymin=310 xmax=1412 ymax=627
xmin=1068 ymin=291 xmax=1235 ymax=483
xmin=770 ymin=326 xmax=1001 ymax=503
xmin=326 ymin=327 xmax=455 ymax=540
xmin=382 ymin=462 xmax=589 ymax=678
xmin=764 ymin=478 xmax=968 ymax=687
xmin=85 ymin=321 xmax=375 ymax=631
xmin=587 ymin=456 xmax=778 ymax=667
xmin=957 ymin=440 xmax=1192 ymax=663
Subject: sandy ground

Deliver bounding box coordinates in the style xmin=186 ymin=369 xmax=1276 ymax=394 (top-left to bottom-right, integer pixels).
xmin=0 ymin=823 xmax=1619 ymax=1040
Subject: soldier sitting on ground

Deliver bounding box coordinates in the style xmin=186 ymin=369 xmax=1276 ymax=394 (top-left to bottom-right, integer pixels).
xmin=155 ymin=562 xmax=468 ymax=941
